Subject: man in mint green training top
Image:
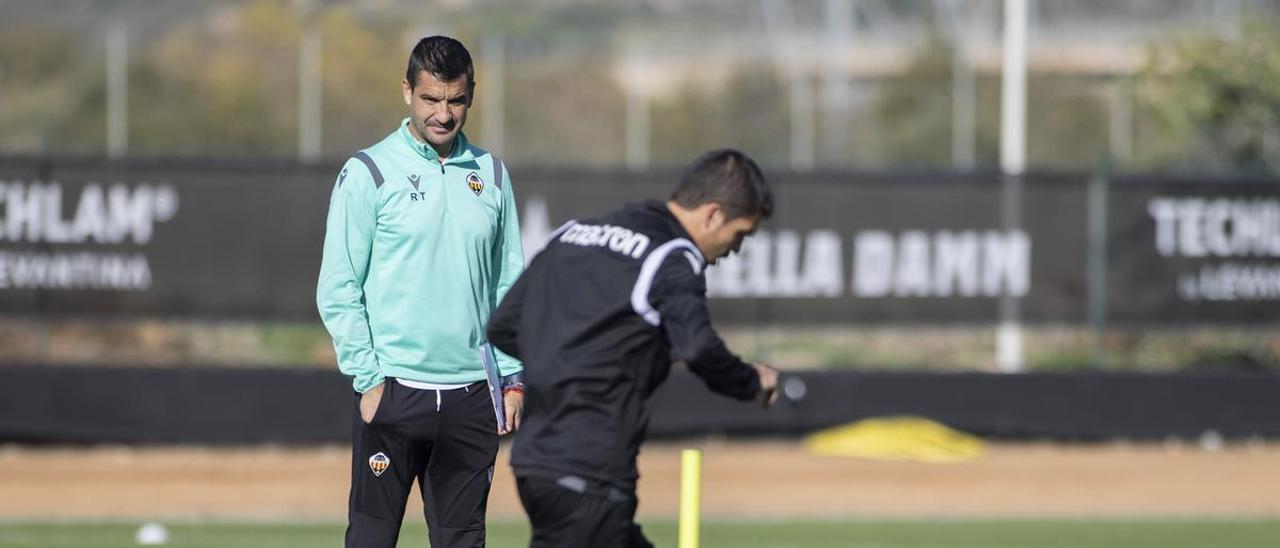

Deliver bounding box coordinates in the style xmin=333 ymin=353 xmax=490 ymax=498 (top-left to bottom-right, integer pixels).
xmin=317 ymin=35 xmax=525 ymax=548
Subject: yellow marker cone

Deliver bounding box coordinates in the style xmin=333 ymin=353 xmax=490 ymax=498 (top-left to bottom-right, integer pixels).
xmin=678 ymin=449 xmax=701 ymax=548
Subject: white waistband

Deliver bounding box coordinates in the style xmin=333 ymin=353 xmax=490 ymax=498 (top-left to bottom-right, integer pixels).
xmin=395 ymin=378 xmax=474 ymax=391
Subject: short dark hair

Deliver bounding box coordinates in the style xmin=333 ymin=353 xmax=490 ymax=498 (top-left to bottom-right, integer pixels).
xmin=406 ymin=36 xmax=474 ymax=89
xmin=670 ymin=149 xmax=774 ymax=221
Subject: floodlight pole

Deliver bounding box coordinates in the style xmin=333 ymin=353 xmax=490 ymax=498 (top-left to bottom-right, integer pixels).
xmin=624 ymin=41 xmax=651 ymax=172
xmin=944 ymin=0 xmax=976 ymax=171
xmin=997 ymin=0 xmax=1027 ymax=372
xmin=298 ymin=20 xmax=323 ymax=163
xmin=821 ymin=0 xmax=854 ymax=166
xmin=481 ymin=33 xmax=506 ymax=157
xmin=107 ymin=23 xmax=128 ymax=158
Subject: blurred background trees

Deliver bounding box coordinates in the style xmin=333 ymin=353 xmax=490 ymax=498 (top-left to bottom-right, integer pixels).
xmin=1132 ymin=21 xmax=1280 ymax=174
xmin=2 ymin=0 xmax=1278 ymax=175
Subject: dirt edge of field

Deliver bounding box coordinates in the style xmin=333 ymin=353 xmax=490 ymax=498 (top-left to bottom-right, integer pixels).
xmin=2 ymin=441 xmax=1278 ymax=521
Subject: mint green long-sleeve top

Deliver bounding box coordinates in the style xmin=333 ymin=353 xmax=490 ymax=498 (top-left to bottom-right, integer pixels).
xmin=317 ymin=119 xmax=524 ymax=393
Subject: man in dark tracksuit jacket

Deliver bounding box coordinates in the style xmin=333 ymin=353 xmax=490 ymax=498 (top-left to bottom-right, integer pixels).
xmin=487 ymin=149 xmax=781 ymax=547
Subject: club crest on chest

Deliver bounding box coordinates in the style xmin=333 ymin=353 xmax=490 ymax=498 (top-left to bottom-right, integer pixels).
xmin=466 ymin=172 xmax=484 ymax=196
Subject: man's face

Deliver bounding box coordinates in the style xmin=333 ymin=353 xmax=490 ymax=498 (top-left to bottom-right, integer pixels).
xmin=402 ymin=70 xmax=472 ymax=156
xmin=701 ymin=207 xmax=760 ymax=264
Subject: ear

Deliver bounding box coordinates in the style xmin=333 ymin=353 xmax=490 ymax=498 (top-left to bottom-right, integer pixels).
xmin=704 ymin=203 xmax=725 ymax=231
xmin=402 ymin=78 xmax=413 ymax=107
xmin=466 ymin=80 xmax=476 ymax=108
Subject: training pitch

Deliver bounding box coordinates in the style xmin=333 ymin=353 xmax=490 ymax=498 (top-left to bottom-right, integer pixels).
xmin=2 ymin=441 xmax=1278 ymax=547
xmin=2 ymin=519 xmax=1279 ymax=547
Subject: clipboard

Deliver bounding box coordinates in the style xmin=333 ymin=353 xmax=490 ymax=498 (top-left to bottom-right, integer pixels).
xmin=479 ymin=342 xmax=507 ymax=432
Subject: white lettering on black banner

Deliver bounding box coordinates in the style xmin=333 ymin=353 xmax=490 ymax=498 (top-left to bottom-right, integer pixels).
xmin=1149 ymin=196 xmax=1280 ymax=302
xmin=852 ymin=230 xmax=1030 ymax=298
xmin=0 ymin=181 xmax=178 ymax=244
xmin=0 ymin=251 xmax=152 ymax=290
xmin=705 ymin=229 xmax=1030 ymax=299
xmin=0 ymin=180 xmax=178 ymax=293
xmin=1148 ymin=197 xmax=1280 ymax=258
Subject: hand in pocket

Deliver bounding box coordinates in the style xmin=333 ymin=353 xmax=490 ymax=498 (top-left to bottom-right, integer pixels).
xmin=360 ymin=382 xmax=386 ymax=424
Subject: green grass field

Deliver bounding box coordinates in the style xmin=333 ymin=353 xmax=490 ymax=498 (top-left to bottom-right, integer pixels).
xmin=2 ymin=519 xmax=1278 ymax=548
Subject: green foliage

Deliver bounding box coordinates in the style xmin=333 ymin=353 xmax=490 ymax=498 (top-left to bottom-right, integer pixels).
xmin=0 ymin=0 xmax=412 ymax=158
xmin=129 ymin=1 xmax=310 ymax=156
xmin=1133 ymin=21 xmax=1280 ymax=174
xmin=872 ymin=31 xmax=957 ymax=167
xmin=872 ymin=30 xmax=1111 ymax=170
xmin=2 ymin=1 xmax=1276 ymax=172
xmin=0 ymin=27 xmax=77 ymax=83
xmin=650 ymin=63 xmax=789 ymax=168
xmin=0 ymin=26 xmax=101 ymax=151
xmin=0 ymin=0 xmax=642 ymax=162
xmin=1030 ymin=348 xmax=1101 ymax=372
xmin=502 ymin=58 xmax=626 ymax=167
xmin=315 ymin=6 xmax=413 ymax=155
xmin=1026 ymin=75 xmax=1110 ymax=169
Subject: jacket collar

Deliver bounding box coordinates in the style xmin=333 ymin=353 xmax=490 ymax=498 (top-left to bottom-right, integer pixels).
xmin=398 ymin=118 xmax=474 ymax=164
xmin=640 ymin=200 xmax=704 ymax=260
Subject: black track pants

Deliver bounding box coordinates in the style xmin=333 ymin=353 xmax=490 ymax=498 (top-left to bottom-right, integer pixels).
xmin=345 ymin=380 xmax=499 ymax=548
xmin=515 ymin=474 xmax=653 ymax=548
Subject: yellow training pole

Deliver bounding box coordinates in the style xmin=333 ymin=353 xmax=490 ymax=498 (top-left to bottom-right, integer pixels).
xmin=678 ymin=448 xmax=702 ymax=548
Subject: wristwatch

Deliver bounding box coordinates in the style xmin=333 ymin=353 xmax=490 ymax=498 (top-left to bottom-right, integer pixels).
xmin=500 ymin=372 xmax=525 ymax=395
